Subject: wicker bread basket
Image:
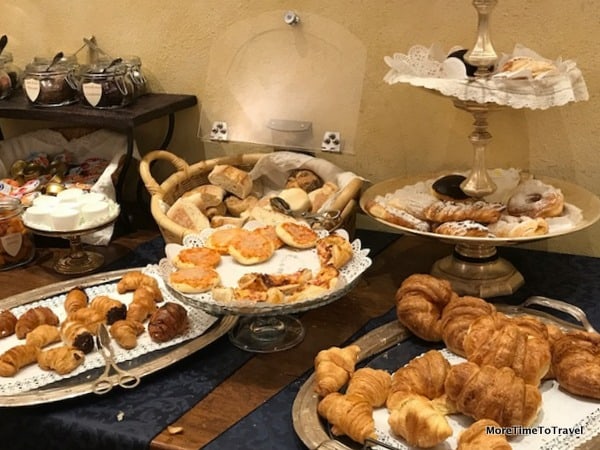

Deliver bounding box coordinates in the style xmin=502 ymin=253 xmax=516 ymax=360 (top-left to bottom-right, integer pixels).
xmin=139 ymin=150 xmax=363 ymax=244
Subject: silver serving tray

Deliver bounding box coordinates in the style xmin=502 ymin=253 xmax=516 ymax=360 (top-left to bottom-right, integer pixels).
xmin=0 ymin=268 xmax=237 ymax=407
xmin=292 ymin=301 xmax=599 ymax=450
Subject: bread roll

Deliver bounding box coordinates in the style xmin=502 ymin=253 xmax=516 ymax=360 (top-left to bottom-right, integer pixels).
xmin=224 ymin=195 xmax=258 ymax=217
xmin=208 ymin=165 xmax=253 ymax=199
xmin=182 ymin=184 xmax=226 ymax=209
xmin=210 ymin=215 xmax=247 ymax=228
xmin=309 ymin=182 xmax=339 ymax=213
xmin=277 ymin=188 xmax=311 ymax=213
xmin=166 ymin=198 xmax=210 ymax=232
xmin=285 ymin=169 xmax=323 ymax=192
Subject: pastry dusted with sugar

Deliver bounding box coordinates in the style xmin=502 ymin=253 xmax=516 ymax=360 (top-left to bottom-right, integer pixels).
xmin=317 ymin=393 xmax=376 ymax=444
xmin=423 ymin=200 xmax=505 ymax=224
xmin=552 ymin=330 xmax=600 ymax=399
xmin=500 ymin=55 xmax=557 ymax=78
xmin=313 ymin=344 xmax=361 ymax=397
xmin=395 ymin=274 xmax=455 ymax=341
xmin=506 ymin=178 xmax=564 ymax=219
xmin=366 ymin=199 xmax=430 ymax=232
xmin=346 ymin=367 xmax=392 ymax=408
xmin=15 ymin=306 xmax=59 ymax=339
xmin=457 ymin=419 xmax=512 ymax=450
xmin=445 ymin=362 xmax=542 ymax=427
xmin=488 ymin=214 xmax=549 ymax=237
xmin=434 ymin=220 xmax=491 ymax=237
xmin=148 ymin=302 xmax=189 ymax=343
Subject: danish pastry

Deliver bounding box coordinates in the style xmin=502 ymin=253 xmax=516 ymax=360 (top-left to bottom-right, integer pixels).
xmin=316 ymin=234 xmax=353 ymax=269
xmin=172 ymin=247 xmax=221 ymax=269
xmin=423 ymin=200 xmax=505 ymax=224
xmin=488 ymin=214 xmax=549 ymax=237
xmin=366 ymin=199 xmax=430 ymax=232
xmin=275 ymin=221 xmax=318 ymax=249
xmin=434 ymin=220 xmax=491 ymax=237
xmin=169 ymin=266 xmax=221 ymax=293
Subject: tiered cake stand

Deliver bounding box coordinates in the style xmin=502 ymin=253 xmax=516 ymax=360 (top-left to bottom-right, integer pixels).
xmin=362 ymin=0 xmax=600 ymax=297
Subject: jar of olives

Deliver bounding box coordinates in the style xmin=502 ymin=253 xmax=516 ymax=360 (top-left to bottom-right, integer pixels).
xmin=23 ymin=59 xmax=79 ymax=107
xmin=0 ymin=197 xmax=35 ymax=271
xmin=79 ymin=61 xmax=134 ymax=108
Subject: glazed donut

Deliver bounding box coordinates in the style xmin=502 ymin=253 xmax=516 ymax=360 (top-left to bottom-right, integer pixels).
xmin=395 ymin=274 xmax=455 ymax=341
xmin=431 ymin=174 xmax=471 ymax=202
xmin=487 ymin=214 xmax=549 ymax=237
xmin=506 ymin=179 xmax=564 ymax=218
xmin=552 ymin=330 xmax=600 ymax=399
xmin=423 ymin=200 xmax=505 ymax=224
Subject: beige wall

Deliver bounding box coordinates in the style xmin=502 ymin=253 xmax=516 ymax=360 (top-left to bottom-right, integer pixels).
xmin=1 ymin=0 xmax=599 ymax=255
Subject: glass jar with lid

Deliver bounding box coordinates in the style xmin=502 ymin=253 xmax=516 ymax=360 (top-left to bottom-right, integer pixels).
xmin=79 ymin=61 xmax=134 ymax=109
xmin=0 ymin=197 xmax=35 ymax=271
xmin=0 ymin=52 xmax=23 ymax=90
xmin=121 ymin=55 xmax=149 ymax=98
xmin=23 ymin=59 xmax=79 ymax=107
xmin=0 ymin=60 xmax=12 ymax=100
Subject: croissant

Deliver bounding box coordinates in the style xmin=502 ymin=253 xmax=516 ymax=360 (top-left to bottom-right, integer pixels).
xmin=15 ymin=306 xmax=59 ymax=339
xmin=552 ymin=330 xmax=600 ymax=399
xmin=444 ymin=362 xmax=542 ymax=427
xmin=90 ymin=295 xmax=127 ymax=325
xmin=148 ymin=302 xmax=188 ymax=343
xmin=346 ymin=367 xmax=391 ymax=407
xmin=395 ymin=274 xmax=455 ymax=341
xmin=68 ymin=307 xmax=104 ymax=335
xmin=313 ymin=344 xmax=361 ymax=397
xmin=0 ymin=309 xmax=17 ymax=338
xmin=25 ymin=324 xmax=61 ymax=348
xmin=64 ymin=287 xmax=88 ymax=315
xmin=387 ymin=393 xmax=453 ymax=448
xmin=457 ymin=419 xmax=512 ymax=450
xmin=60 ymin=319 xmax=96 ymax=354
xmin=0 ymin=344 xmax=39 ymax=377
xmin=38 ymin=346 xmax=85 ymax=375
xmin=463 ymin=313 xmax=551 ymax=385
xmin=388 ymin=350 xmax=450 ymax=407
xmin=126 ymin=287 xmax=158 ymax=323
xmin=440 ymin=295 xmax=496 ymax=356
xmin=110 ymin=319 xmax=145 ymax=349
xmin=543 ymin=322 xmax=564 ymax=380
xmin=117 ymin=271 xmax=162 ymax=299
xmin=317 ymin=393 xmax=375 ymax=444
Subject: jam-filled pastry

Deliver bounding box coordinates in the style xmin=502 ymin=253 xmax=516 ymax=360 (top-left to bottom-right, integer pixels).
xmin=0 ymin=344 xmax=38 ymax=377
xmin=110 ymin=319 xmax=145 ymax=349
xmin=148 ymin=302 xmax=189 ymax=343
xmin=15 ymin=306 xmax=60 ymax=339
xmin=434 ymin=220 xmax=492 ymax=237
xmin=64 ymin=287 xmax=89 ymax=315
xmin=0 ymin=309 xmax=17 ymax=338
xmin=317 ymin=393 xmax=376 ymax=444
xmin=25 ymin=324 xmax=61 ymax=348
xmin=38 ymin=346 xmax=85 ymax=375
xmin=313 ymin=345 xmax=361 ymax=397
xmin=89 ymin=296 xmax=127 ymax=325
xmin=423 ymin=200 xmax=505 ymax=224
xmin=60 ymin=319 xmax=96 ymax=354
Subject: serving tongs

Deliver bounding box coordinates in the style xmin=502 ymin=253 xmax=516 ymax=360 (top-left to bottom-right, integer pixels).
xmin=270 ymin=196 xmax=341 ymax=229
xmin=92 ymin=323 xmax=140 ymax=394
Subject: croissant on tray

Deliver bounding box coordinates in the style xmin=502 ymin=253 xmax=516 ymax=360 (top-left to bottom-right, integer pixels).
xmin=64 ymin=287 xmax=89 ymax=315
xmin=68 ymin=307 xmax=104 ymax=335
xmin=0 ymin=344 xmax=39 ymax=377
xmin=346 ymin=367 xmax=391 ymax=407
xmin=313 ymin=344 xmax=361 ymax=397
xmin=110 ymin=319 xmax=145 ymax=349
xmin=60 ymin=319 xmax=96 ymax=354
xmin=445 ymin=361 xmax=542 ymax=427
xmin=457 ymin=419 xmax=512 ymax=450
xmin=38 ymin=345 xmax=85 ymax=375
xmin=0 ymin=309 xmax=17 ymax=338
xmin=90 ymin=296 xmax=127 ymax=325
xmin=463 ymin=313 xmax=551 ymax=385
xmin=25 ymin=324 xmax=61 ymax=348
xmin=387 ymin=392 xmax=453 ymax=448
xmin=126 ymin=287 xmax=158 ymax=323
xmin=440 ymin=295 xmax=496 ymax=356
xmin=15 ymin=306 xmax=59 ymax=339
xmin=117 ymin=271 xmax=162 ymax=300
xmin=148 ymin=302 xmax=188 ymax=343
xmin=317 ymin=392 xmax=376 ymax=444
xmin=395 ymin=274 xmax=455 ymax=341
xmin=552 ymin=330 xmax=600 ymax=399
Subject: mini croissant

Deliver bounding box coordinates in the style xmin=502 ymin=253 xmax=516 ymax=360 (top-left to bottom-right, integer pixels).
xmin=110 ymin=319 xmax=145 ymax=349
xmin=346 ymin=367 xmax=391 ymax=407
xmin=126 ymin=287 xmax=158 ymax=323
xmin=317 ymin=393 xmax=376 ymax=444
xmin=15 ymin=306 xmax=59 ymax=339
xmin=117 ymin=271 xmax=162 ymax=299
xmin=64 ymin=287 xmax=89 ymax=315
xmin=457 ymin=419 xmax=512 ymax=450
xmin=313 ymin=344 xmax=361 ymax=397
xmin=0 ymin=309 xmax=17 ymax=338
xmin=148 ymin=302 xmax=188 ymax=343
xmin=0 ymin=344 xmax=39 ymax=377
xmin=38 ymin=346 xmax=85 ymax=375
xmin=25 ymin=324 xmax=61 ymax=348
xmin=90 ymin=296 xmax=127 ymax=325
xmin=60 ymin=319 xmax=95 ymax=354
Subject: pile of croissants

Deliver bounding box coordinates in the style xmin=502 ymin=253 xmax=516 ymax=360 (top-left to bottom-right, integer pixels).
xmin=313 ymin=273 xmax=600 ymax=449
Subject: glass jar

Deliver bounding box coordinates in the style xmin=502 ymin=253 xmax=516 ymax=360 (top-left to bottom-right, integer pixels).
xmin=23 ymin=60 xmax=79 ymax=107
xmin=0 ymin=52 xmax=23 ymax=90
xmin=79 ymin=62 xmax=134 ymax=109
xmin=122 ymin=55 xmax=149 ymax=98
xmin=0 ymin=61 xmax=12 ymax=100
xmin=0 ymin=197 xmax=35 ymax=271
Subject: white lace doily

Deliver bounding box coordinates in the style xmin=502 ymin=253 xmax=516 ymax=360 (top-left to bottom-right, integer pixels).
xmin=373 ymin=349 xmax=600 ymax=450
xmin=159 ymin=222 xmax=372 ymax=316
xmin=0 ymin=267 xmax=218 ymax=396
xmin=383 ymin=44 xmax=589 ymax=110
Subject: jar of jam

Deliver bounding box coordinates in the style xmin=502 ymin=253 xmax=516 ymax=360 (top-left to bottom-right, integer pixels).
xmin=0 ymin=52 xmax=23 ymax=90
xmin=23 ymin=60 xmax=79 ymax=107
xmin=0 ymin=197 xmax=35 ymax=271
xmin=79 ymin=61 xmax=134 ymax=109
xmin=118 ymin=55 xmax=148 ymax=98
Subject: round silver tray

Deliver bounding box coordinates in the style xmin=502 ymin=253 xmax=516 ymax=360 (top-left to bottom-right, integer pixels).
xmin=360 ymin=173 xmax=600 ymax=297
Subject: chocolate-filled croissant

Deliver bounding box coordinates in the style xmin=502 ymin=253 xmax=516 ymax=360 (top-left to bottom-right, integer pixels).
xmin=60 ymin=319 xmax=95 ymax=354
xmin=148 ymin=302 xmax=188 ymax=343
xmin=90 ymin=296 xmax=127 ymax=325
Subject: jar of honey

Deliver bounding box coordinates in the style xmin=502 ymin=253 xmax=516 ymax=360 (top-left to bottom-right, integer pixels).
xmin=0 ymin=197 xmax=35 ymax=270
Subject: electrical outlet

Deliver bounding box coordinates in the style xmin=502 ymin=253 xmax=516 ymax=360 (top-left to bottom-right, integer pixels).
xmin=321 ymin=131 xmax=341 ymax=152
xmin=210 ymin=121 xmax=228 ymax=141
